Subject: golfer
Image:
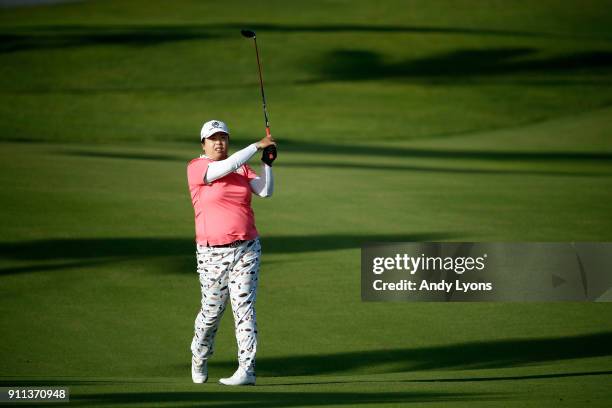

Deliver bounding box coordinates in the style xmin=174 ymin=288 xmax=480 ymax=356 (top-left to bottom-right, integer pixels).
xmin=187 ymin=120 xmax=277 ymax=386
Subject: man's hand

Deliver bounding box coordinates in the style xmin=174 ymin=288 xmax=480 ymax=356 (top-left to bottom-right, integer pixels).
xmin=261 ymin=145 xmax=277 ymax=166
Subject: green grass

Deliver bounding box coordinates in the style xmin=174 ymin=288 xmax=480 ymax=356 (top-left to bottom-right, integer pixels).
xmin=1 ymin=0 xmax=612 ymax=407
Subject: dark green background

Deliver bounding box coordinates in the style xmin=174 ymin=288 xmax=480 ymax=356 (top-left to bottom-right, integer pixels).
xmin=1 ymin=0 xmax=611 ymax=406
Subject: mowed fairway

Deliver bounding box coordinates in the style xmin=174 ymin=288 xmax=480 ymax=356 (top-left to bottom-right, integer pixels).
xmin=1 ymin=1 xmax=612 ymax=407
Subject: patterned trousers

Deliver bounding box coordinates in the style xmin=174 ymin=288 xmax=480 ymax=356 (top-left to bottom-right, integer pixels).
xmin=190 ymin=238 xmax=261 ymax=373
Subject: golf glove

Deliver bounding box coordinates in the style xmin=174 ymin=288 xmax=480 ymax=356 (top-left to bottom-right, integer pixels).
xmin=261 ymin=145 xmax=277 ymax=166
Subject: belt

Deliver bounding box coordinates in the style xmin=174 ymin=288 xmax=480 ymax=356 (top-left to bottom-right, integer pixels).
xmin=209 ymin=240 xmax=246 ymax=248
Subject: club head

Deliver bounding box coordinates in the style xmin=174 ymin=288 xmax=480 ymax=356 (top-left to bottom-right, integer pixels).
xmin=241 ymin=29 xmax=256 ymax=39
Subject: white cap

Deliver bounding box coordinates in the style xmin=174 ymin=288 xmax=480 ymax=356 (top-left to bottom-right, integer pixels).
xmin=200 ymin=120 xmax=230 ymax=141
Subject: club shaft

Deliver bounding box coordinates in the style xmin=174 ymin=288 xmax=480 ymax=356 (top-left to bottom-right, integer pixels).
xmin=252 ymin=38 xmax=270 ymax=135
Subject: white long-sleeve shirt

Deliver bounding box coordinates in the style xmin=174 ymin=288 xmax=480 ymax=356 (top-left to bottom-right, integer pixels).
xmin=202 ymin=143 xmax=274 ymax=197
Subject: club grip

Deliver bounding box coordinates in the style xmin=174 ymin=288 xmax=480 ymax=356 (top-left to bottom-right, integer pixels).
xmin=265 ymin=127 xmax=271 ymax=138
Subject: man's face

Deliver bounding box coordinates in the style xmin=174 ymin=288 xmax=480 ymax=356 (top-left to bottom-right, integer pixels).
xmin=203 ymin=132 xmax=229 ymax=160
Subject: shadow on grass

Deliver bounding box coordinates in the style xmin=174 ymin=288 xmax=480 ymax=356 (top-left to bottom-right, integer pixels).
xmin=0 ymin=259 xmax=114 ymax=275
xmin=0 ymin=233 xmax=451 ymax=275
xmin=407 ymin=369 xmax=612 ymax=383
xmin=2 ymin=24 xmax=610 ymax=96
xmin=67 ymin=150 xmax=186 ymax=161
xmin=0 ymin=21 xmax=584 ymax=54
xmin=311 ymin=48 xmax=612 ymax=84
xmin=1 ymin=334 xmax=609 ymax=397
xmin=254 ymin=369 xmax=612 ymax=386
xmin=55 ymin=146 xmax=612 ymax=185
xmin=281 ymin=161 xmax=612 ymax=177
xmin=215 ymin=332 xmax=612 ymax=376
xmin=278 ymin=140 xmax=612 ymax=162
xmin=68 ymin=390 xmax=499 ymax=407
xmin=0 ymin=26 xmax=220 ymax=53
xmin=225 ymin=22 xmax=585 ymax=39
xmin=4 ymin=80 xmax=263 ymax=95
xmin=3 ymin=369 xmax=610 ymax=387
xmin=65 ymin=142 xmax=612 ymax=163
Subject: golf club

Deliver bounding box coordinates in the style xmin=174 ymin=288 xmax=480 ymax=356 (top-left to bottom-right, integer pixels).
xmin=241 ymin=29 xmax=272 ymax=140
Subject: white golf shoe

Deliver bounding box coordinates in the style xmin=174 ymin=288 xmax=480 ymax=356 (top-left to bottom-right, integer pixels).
xmin=191 ymin=356 xmax=208 ymax=384
xmin=219 ymin=367 xmax=255 ymax=386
